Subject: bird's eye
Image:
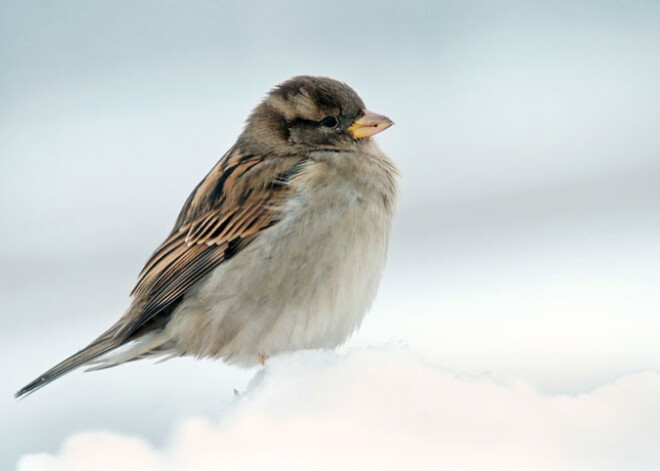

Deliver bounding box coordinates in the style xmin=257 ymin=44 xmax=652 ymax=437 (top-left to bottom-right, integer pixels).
xmin=319 ymin=116 xmax=338 ymax=128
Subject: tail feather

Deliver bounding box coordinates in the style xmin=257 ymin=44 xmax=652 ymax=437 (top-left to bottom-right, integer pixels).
xmin=84 ymin=334 xmax=174 ymax=371
xmin=15 ymin=335 xmax=120 ymax=399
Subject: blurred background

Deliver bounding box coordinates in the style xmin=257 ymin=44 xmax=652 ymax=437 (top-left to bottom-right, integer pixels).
xmin=1 ymin=0 xmax=659 ymax=468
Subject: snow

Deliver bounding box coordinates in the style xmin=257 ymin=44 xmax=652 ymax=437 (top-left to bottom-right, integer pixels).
xmin=18 ymin=346 xmax=660 ymax=471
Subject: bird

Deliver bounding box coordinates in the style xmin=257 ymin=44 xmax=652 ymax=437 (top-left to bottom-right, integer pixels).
xmin=16 ymin=75 xmax=398 ymax=398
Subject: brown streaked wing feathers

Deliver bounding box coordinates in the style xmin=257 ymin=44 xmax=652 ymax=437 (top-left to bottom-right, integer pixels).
xmin=120 ymin=148 xmax=307 ymax=339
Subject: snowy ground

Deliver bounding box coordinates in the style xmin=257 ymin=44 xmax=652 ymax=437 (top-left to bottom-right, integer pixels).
xmin=17 ymin=347 xmax=660 ymax=471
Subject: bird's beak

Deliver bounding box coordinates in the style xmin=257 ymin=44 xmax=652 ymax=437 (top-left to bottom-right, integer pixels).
xmin=347 ymin=110 xmax=394 ymax=139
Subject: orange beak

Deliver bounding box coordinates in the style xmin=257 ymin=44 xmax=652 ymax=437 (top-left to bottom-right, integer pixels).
xmin=347 ymin=110 xmax=394 ymax=139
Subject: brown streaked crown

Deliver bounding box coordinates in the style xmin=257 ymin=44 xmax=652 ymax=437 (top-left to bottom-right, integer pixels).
xmin=238 ymin=76 xmax=368 ymax=153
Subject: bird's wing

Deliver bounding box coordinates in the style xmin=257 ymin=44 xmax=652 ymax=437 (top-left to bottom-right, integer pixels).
xmin=120 ymin=147 xmax=308 ymax=339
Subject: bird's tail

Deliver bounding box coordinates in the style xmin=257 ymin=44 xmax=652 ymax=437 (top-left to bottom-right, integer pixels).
xmin=15 ymin=333 xmax=121 ymax=399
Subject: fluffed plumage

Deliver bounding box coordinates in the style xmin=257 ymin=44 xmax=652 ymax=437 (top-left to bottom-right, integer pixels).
xmin=16 ymin=76 xmax=398 ymax=398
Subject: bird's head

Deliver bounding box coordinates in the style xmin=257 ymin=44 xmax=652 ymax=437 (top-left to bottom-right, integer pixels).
xmin=240 ymin=76 xmax=393 ymax=153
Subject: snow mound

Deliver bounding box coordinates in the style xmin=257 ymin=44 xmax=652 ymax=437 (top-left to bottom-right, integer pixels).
xmin=18 ymin=346 xmax=660 ymax=471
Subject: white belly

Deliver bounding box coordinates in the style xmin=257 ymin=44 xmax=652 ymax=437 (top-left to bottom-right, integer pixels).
xmin=167 ymin=151 xmax=395 ymax=366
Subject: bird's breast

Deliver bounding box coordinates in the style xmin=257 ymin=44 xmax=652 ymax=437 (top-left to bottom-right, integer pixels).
xmin=169 ymin=149 xmax=398 ymax=365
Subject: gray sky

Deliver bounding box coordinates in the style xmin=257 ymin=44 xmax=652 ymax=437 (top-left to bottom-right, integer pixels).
xmin=2 ymin=0 xmax=660 ymax=469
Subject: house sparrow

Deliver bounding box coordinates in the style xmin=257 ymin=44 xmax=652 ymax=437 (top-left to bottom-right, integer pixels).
xmin=16 ymin=76 xmax=398 ymax=398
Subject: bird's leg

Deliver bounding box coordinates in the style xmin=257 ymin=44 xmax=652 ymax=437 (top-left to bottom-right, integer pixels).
xmin=258 ymin=353 xmax=268 ymax=366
